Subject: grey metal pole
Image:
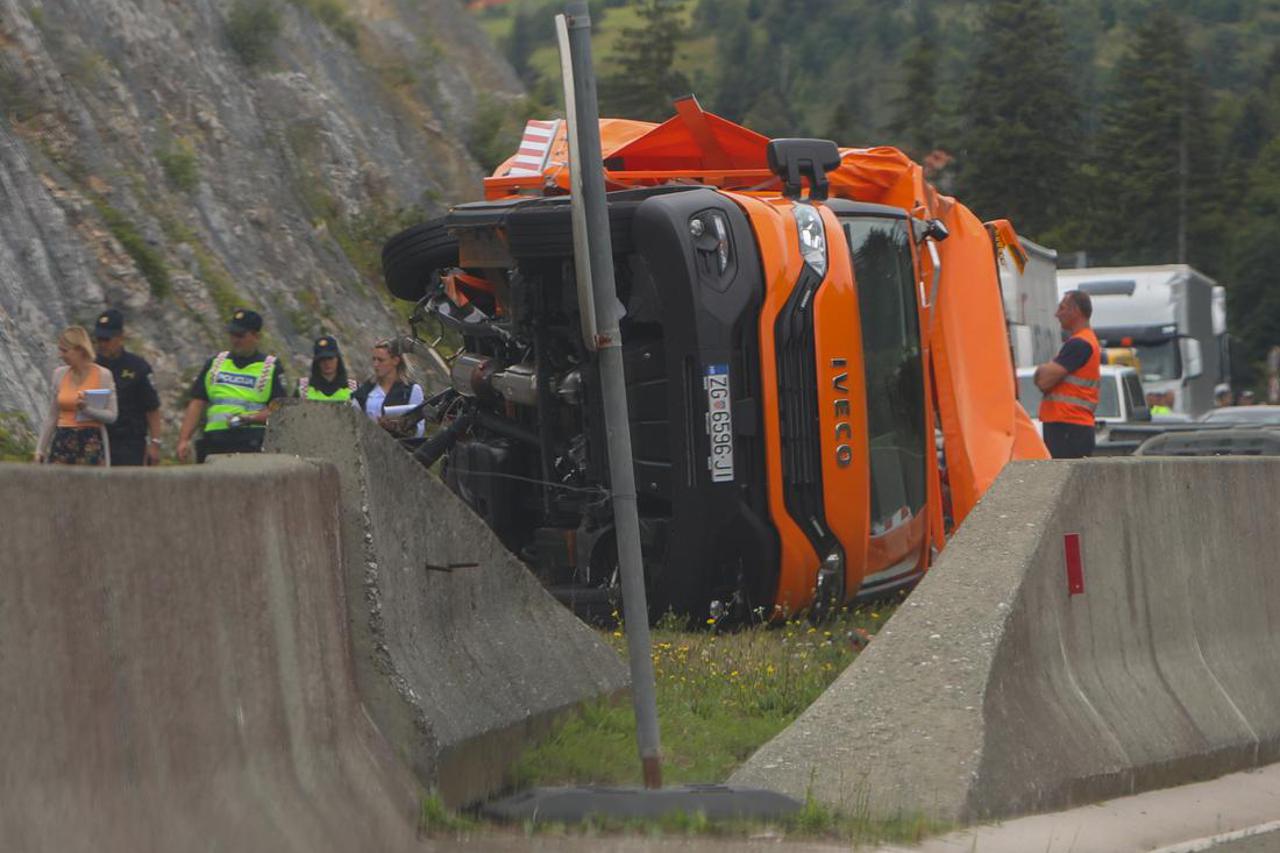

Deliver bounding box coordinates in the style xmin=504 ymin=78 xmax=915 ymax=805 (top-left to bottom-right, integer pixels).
xmin=562 ymin=1 xmax=663 ymax=789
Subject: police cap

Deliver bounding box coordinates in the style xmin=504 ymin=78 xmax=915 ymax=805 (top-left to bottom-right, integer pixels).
xmin=94 ymin=308 xmax=124 ymax=339
xmin=226 ymin=308 xmax=263 ymax=334
xmin=313 ymin=335 xmax=341 ymax=358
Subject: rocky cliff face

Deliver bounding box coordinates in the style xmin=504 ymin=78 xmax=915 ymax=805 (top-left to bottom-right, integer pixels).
xmin=0 ymin=0 xmax=519 ymax=436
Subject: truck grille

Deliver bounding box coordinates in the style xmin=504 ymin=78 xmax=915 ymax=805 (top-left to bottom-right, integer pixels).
xmin=774 ymin=266 xmax=828 ymax=553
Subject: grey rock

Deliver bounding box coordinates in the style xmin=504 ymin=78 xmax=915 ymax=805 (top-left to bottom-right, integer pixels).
xmin=0 ymin=0 xmax=520 ymax=434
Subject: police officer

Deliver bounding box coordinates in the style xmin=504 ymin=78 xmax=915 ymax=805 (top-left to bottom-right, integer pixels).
xmin=93 ymin=309 xmax=162 ymax=466
xmin=176 ymin=309 xmax=287 ymax=463
xmin=1034 ymin=290 xmax=1100 ymax=459
xmin=298 ymin=335 xmax=357 ymax=401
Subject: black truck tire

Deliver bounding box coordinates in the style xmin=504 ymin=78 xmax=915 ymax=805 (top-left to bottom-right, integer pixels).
xmin=504 ymin=201 xmax=640 ymax=259
xmin=382 ymin=220 xmax=458 ymax=302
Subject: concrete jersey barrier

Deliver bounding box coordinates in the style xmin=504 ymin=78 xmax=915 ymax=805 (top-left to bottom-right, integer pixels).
xmin=265 ymin=403 xmax=629 ymax=806
xmin=730 ymin=458 xmax=1280 ymax=823
xmin=0 ymin=457 xmax=420 ymax=853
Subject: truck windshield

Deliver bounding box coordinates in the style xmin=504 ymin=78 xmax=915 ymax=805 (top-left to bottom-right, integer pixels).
xmin=1132 ymin=339 xmax=1181 ymax=383
xmin=844 ymin=217 xmax=927 ymax=534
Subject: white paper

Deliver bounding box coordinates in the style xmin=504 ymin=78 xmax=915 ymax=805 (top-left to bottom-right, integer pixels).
xmin=76 ymin=388 xmax=112 ymax=422
xmin=382 ymin=403 xmax=418 ymax=417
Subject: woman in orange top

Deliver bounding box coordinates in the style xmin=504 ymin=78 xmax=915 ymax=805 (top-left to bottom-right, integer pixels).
xmin=35 ymin=326 xmax=119 ymax=466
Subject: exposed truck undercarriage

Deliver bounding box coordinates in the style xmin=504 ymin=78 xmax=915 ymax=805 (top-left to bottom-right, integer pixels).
xmin=382 ymin=103 xmax=1047 ymax=623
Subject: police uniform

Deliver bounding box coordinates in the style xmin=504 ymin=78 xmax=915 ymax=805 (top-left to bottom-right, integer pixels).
xmin=188 ymin=309 xmax=287 ymax=462
xmin=93 ymin=309 xmax=161 ymax=466
xmin=298 ymin=335 xmax=358 ymax=401
xmin=1040 ymin=327 xmax=1101 ymax=459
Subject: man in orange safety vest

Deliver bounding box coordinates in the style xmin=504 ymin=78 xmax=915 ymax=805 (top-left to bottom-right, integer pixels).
xmin=1035 ymin=290 xmax=1100 ymax=459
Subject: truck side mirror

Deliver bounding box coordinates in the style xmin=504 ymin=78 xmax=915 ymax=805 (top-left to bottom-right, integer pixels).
xmin=1182 ymin=338 xmax=1204 ymax=380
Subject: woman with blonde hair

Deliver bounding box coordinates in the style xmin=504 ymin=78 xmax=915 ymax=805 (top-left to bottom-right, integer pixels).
xmin=352 ymin=337 xmax=425 ymax=438
xmin=35 ymin=326 xmax=118 ymax=465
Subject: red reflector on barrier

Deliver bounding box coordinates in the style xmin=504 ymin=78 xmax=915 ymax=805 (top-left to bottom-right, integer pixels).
xmin=1064 ymin=533 xmax=1084 ymax=595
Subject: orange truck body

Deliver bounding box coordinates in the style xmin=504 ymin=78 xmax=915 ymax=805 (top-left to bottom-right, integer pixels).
xmin=409 ymin=99 xmax=1046 ymax=616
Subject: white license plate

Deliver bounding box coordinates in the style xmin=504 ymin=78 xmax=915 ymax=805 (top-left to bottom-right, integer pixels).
xmin=704 ymin=364 xmax=734 ymax=483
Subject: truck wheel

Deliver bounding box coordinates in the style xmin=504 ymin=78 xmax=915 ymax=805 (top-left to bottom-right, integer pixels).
xmin=504 ymin=201 xmax=639 ymax=259
xmin=382 ymin=219 xmax=458 ymax=301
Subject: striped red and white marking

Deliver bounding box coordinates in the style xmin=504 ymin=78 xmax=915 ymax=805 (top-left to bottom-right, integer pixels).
xmin=506 ymin=119 xmax=560 ymax=177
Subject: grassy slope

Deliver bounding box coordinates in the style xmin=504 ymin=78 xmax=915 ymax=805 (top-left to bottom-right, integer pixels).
xmin=428 ymin=603 xmax=954 ymax=843
xmin=516 ymin=606 xmax=889 ymax=787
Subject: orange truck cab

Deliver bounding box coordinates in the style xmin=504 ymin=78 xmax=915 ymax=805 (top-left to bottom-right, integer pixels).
xmin=382 ymin=100 xmax=1045 ymax=622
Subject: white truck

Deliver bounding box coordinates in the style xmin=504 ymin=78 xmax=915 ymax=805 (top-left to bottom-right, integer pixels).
xmin=1057 ymin=265 xmax=1222 ymax=418
xmin=998 ymin=237 xmax=1059 ymax=368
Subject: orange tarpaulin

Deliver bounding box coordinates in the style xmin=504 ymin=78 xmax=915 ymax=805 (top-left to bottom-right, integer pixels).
xmin=487 ymin=103 xmax=1048 ymax=528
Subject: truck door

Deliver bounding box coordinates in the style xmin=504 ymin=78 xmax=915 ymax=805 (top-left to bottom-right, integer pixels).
xmin=839 ymin=210 xmax=930 ymax=595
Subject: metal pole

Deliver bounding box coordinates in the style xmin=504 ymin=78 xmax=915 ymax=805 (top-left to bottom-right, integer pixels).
xmin=554 ymin=15 xmax=599 ymax=353
xmin=561 ymin=1 xmax=663 ymax=789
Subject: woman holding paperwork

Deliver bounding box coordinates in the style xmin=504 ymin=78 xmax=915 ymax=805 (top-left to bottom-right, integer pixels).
xmin=352 ymin=338 xmax=424 ymax=438
xmin=35 ymin=326 xmax=118 ymax=466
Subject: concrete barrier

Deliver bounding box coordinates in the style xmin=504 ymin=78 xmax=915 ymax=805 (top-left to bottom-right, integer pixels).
xmin=265 ymin=404 xmax=629 ymax=806
xmin=730 ymin=459 xmax=1280 ymax=823
xmin=0 ymin=457 xmax=420 ymax=852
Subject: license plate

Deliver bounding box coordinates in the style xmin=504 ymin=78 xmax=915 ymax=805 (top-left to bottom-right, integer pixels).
xmin=704 ymin=363 xmax=734 ymax=483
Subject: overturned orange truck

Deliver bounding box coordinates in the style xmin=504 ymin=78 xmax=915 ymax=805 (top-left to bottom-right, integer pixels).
xmin=383 ymin=99 xmax=1047 ymax=621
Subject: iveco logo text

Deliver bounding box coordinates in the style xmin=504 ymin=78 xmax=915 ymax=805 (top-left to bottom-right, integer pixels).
xmin=831 ymin=358 xmax=852 ymax=467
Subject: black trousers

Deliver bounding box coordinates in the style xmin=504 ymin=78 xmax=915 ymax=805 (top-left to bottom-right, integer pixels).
xmin=109 ymin=434 xmax=147 ymax=467
xmin=196 ymin=429 xmax=265 ymax=463
xmin=1043 ymin=421 xmax=1095 ymax=459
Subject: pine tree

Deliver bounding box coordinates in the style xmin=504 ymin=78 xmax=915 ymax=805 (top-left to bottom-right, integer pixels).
xmin=505 ymin=7 xmax=535 ymax=85
xmin=709 ymin=18 xmax=760 ymax=123
xmin=1227 ymin=138 xmax=1280 ymax=387
xmin=599 ymin=0 xmax=690 ymax=122
xmin=887 ymin=2 xmax=940 ymax=160
xmin=1088 ymin=10 xmax=1223 ymax=273
xmin=953 ymin=0 xmax=1081 ymax=241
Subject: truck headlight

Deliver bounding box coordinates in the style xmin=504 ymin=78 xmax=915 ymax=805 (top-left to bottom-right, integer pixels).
xmin=813 ymin=541 xmax=846 ymax=621
xmin=690 ymin=211 xmax=731 ymax=275
xmin=793 ymin=203 xmax=827 ymax=278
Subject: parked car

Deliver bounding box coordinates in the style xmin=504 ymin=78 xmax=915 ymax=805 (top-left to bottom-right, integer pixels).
xmin=1197 ymin=405 xmax=1280 ymax=426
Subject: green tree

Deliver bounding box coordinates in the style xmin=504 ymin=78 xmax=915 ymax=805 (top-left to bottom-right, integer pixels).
xmin=1087 ymin=10 xmax=1224 ymax=273
xmin=953 ymin=0 xmax=1081 ymax=241
xmin=709 ymin=18 xmax=761 ymax=123
xmin=600 ymin=0 xmax=689 ymax=121
xmin=505 ymin=6 xmax=537 ymax=86
xmin=887 ymin=2 xmax=940 ymax=159
xmin=1227 ymin=137 xmax=1280 ymax=387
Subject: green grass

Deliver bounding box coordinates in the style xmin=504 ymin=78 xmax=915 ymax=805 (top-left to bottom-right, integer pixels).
xmin=0 ymin=412 xmax=35 ymax=461
xmin=94 ymin=200 xmax=171 ymax=299
xmin=515 ymin=607 xmax=888 ymax=788
xmin=420 ymin=600 xmax=951 ymax=845
xmin=157 ymin=137 xmax=200 ymax=192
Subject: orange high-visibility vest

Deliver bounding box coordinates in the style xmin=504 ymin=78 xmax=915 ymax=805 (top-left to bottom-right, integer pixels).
xmin=1039 ymin=328 xmax=1101 ymax=427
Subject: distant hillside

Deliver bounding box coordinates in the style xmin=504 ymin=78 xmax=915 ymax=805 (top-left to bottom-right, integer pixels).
xmin=475 ymin=0 xmax=1280 ymax=387
xmin=476 ymin=0 xmax=1280 ymax=143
